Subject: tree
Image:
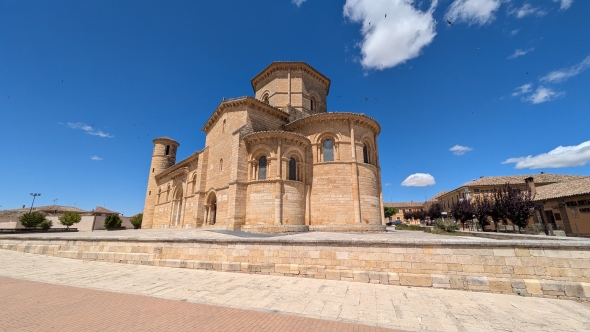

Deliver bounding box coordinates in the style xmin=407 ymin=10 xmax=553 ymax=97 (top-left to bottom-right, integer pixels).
xmin=403 ymin=211 xmax=413 ymax=221
xmin=104 ymin=214 xmax=122 ymax=228
xmin=450 ymin=199 xmax=474 ymax=230
xmin=39 ymin=219 xmax=53 ymax=230
xmin=59 ymin=211 xmax=81 ymax=229
xmin=473 ymin=194 xmax=492 ymax=231
xmin=500 ymin=184 xmax=535 ymax=233
xmin=130 ymin=213 xmax=143 ymax=229
xmin=19 ymin=211 xmax=47 ymax=228
xmin=427 ymin=203 xmax=442 ymax=222
xmin=412 ymin=210 xmax=426 ymax=222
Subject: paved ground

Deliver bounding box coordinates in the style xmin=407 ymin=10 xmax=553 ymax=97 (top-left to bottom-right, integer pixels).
xmin=1 ymin=250 xmax=589 ymax=331
xmin=0 ymin=277 xmax=399 ymax=332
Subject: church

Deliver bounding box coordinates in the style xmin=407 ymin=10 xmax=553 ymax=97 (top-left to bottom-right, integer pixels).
xmin=142 ymin=62 xmax=385 ymax=233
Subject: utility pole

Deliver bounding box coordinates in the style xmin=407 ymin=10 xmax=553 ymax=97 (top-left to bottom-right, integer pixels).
xmin=29 ymin=193 xmax=41 ymax=213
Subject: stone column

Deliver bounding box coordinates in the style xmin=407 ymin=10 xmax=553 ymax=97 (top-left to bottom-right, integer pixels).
xmin=349 ymin=121 xmax=361 ymax=224
xmin=275 ymin=140 xmax=283 ymax=225
xmin=204 ymin=205 xmax=209 ymax=227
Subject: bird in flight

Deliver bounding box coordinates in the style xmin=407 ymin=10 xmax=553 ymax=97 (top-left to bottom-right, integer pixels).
xmin=447 ymin=20 xmax=453 ymax=25
xmin=365 ymin=98 xmax=368 ymax=101
xmin=385 ymin=13 xmax=387 ymax=18
xmin=369 ymin=22 xmax=371 ymax=25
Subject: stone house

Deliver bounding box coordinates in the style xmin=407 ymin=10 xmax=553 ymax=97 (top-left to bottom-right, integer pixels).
xmin=142 ymin=62 xmax=385 ymax=233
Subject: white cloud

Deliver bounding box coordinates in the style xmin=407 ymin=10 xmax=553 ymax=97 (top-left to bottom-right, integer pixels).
xmin=343 ymin=0 xmax=438 ymax=70
xmin=510 ymin=29 xmax=520 ymax=36
xmin=292 ymin=0 xmax=306 ymax=7
xmin=67 ymin=122 xmax=113 ymax=138
xmin=512 ymin=83 xmax=532 ymax=97
xmin=540 ymin=55 xmax=590 ymax=83
xmin=524 ymin=86 xmax=564 ymax=104
xmin=445 ymin=0 xmax=502 ymax=25
xmin=90 ymin=156 xmax=102 ymax=161
xmin=553 ymin=0 xmax=573 ymax=10
xmin=509 ymin=4 xmax=547 ymax=18
xmin=503 ymin=140 xmax=590 ymax=169
xmin=449 ymin=145 xmax=473 ymax=155
xmin=507 ymin=48 xmax=534 ymax=60
xmin=401 ymin=173 xmax=436 ymax=187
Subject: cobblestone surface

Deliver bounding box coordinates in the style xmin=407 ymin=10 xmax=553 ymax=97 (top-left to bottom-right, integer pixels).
xmin=1 ymin=249 xmax=589 ymax=331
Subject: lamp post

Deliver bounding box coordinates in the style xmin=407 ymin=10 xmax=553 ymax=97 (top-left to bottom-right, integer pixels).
xmin=29 ymin=193 xmax=41 ymax=213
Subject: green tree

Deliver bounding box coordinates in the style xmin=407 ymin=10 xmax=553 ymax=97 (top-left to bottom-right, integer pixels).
xmin=39 ymin=219 xmax=53 ymax=230
xmin=19 ymin=211 xmax=46 ymax=228
xmin=58 ymin=211 xmax=81 ymax=229
xmin=130 ymin=213 xmax=143 ymax=229
xmin=383 ymin=207 xmax=398 ymax=220
xmin=104 ymin=214 xmax=122 ymax=228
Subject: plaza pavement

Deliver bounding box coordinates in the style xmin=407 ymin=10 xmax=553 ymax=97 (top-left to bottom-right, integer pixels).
xmin=1 ymin=248 xmax=589 ymax=332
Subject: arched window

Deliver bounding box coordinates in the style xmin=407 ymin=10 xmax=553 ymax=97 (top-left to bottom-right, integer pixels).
xmin=323 ymin=139 xmax=334 ymax=162
xmin=222 ymin=119 xmax=226 ymax=133
xmin=363 ymin=144 xmax=369 ymax=164
xmin=262 ymin=93 xmax=269 ymax=104
xmin=220 ymin=158 xmax=223 ymax=171
xmin=289 ymin=157 xmax=297 ymax=181
xmin=165 ymin=145 xmax=170 ymax=156
xmin=310 ymin=98 xmax=315 ymax=112
xmin=258 ymin=156 xmax=267 ymax=180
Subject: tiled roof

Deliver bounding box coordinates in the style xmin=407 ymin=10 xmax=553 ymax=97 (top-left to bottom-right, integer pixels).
xmin=94 ymin=206 xmax=120 ymax=215
xmin=383 ymin=202 xmax=425 ymax=208
xmin=428 ymin=191 xmax=449 ymax=201
xmin=36 ymin=205 xmax=87 ymax=213
xmin=534 ymin=177 xmax=590 ymax=201
xmin=463 ymin=174 xmax=588 ymax=187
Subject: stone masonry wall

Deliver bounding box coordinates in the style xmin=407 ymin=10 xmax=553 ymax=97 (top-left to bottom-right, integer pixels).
xmin=1 ymin=238 xmax=589 ymax=301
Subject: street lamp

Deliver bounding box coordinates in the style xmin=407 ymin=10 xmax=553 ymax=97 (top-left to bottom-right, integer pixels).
xmin=29 ymin=193 xmax=41 ymax=213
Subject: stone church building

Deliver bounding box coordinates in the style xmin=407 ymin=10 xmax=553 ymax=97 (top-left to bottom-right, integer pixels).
xmin=142 ymin=62 xmax=384 ymax=233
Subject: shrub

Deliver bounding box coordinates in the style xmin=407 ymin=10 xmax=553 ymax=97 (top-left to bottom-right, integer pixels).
xmin=395 ymin=224 xmax=423 ymax=231
xmin=39 ymin=219 xmax=53 ymax=230
xmin=59 ymin=212 xmax=81 ymax=229
xmin=104 ymin=214 xmax=122 ymax=228
xmin=130 ymin=213 xmax=143 ymax=229
xmin=19 ymin=211 xmax=46 ymax=228
xmin=435 ymin=221 xmax=458 ymax=233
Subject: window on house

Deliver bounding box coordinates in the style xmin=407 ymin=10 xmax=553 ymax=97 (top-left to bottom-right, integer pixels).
xmin=402 ymin=209 xmax=406 ymax=213
xmin=152 ymin=168 xmax=155 ymax=173
xmin=258 ymin=156 xmax=267 ymax=180
xmin=262 ymin=94 xmax=269 ymax=104
xmin=222 ymin=119 xmax=226 ymax=133
xmin=363 ymin=144 xmax=369 ymax=164
xmin=310 ymin=98 xmax=315 ymax=112
xmin=289 ymin=157 xmax=297 ymax=181
xmin=165 ymin=145 xmax=170 ymax=155
xmin=409 ymin=209 xmax=412 ymax=212
xmin=323 ymin=139 xmax=334 ymax=162
xmin=578 ymin=200 xmax=589 ymax=206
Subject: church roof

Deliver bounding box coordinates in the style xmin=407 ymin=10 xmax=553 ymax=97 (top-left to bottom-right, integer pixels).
xmin=284 ymin=112 xmax=381 ymax=135
xmin=153 ymin=136 xmax=180 ymax=145
xmin=251 ymin=62 xmax=331 ymax=93
xmin=201 ymin=96 xmax=289 ymax=133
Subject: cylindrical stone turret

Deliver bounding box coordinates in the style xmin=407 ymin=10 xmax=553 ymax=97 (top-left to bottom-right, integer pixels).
xmin=142 ymin=137 xmax=180 ymax=228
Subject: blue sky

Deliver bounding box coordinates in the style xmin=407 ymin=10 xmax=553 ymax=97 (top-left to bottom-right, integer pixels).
xmin=1 ymin=0 xmax=589 ymax=214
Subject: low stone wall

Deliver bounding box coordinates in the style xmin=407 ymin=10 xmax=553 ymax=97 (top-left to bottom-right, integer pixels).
xmin=241 ymin=225 xmax=309 ymax=234
xmin=1 ymin=236 xmax=589 ymax=301
xmin=309 ymin=225 xmax=386 ymax=232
